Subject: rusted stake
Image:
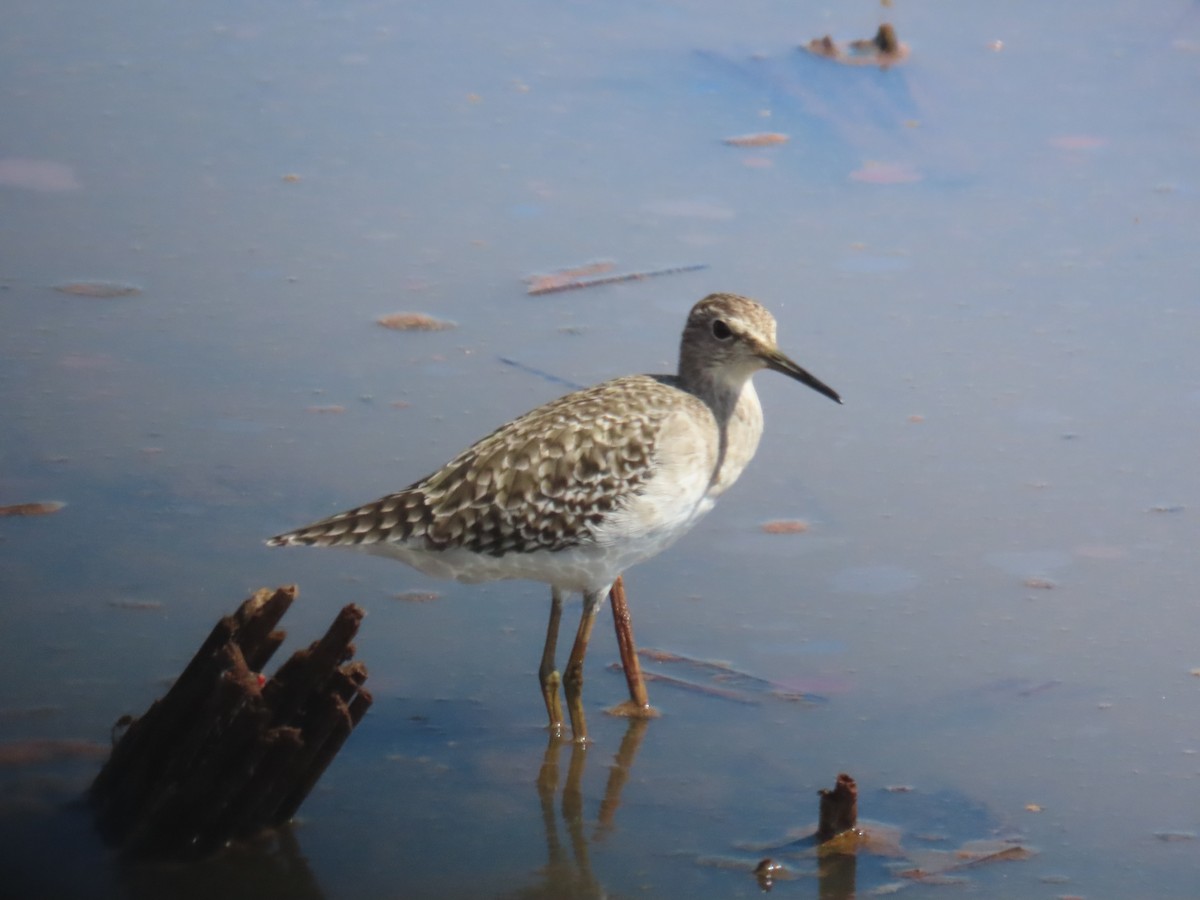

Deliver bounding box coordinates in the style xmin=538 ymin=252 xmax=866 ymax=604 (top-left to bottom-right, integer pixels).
xmin=89 ymin=586 xmax=372 ymax=859
xmin=817 ymin=772 xmax=858 ymax=843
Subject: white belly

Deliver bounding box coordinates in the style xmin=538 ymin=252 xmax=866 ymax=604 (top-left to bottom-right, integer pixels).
xmin=362 ymin=536 xmax=688 ymax=594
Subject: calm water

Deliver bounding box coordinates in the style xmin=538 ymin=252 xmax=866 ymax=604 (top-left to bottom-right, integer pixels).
xmin=3 ymin=1 xmax=1200 ymax=897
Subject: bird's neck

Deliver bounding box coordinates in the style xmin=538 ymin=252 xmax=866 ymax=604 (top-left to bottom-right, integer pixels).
xmin=682 ymin=364 xmax=761 ymax=424
xmin=696 ymin=371 xmax=765 ymax=498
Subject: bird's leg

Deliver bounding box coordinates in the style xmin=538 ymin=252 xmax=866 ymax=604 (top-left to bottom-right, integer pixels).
xmin=539 ymin=587 xmax=566 ymax=735
xmin=563 ymin=589 xmax=604 ymax=742
xmin=606 ymin=576 xmax=661 ymax=719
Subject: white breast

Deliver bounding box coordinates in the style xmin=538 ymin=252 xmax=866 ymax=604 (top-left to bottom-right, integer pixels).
xmin=707 ymin=379 xmax=764 ymax=498
xmin=589 ymin=379 xmax=764 ymax=572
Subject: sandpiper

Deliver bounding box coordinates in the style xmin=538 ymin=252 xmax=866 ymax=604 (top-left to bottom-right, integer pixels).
xmin=268 ymin=293 xmax=840 ymax=740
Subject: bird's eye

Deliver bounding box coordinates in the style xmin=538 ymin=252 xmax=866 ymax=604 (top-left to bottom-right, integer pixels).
xmin=711 ymin=319 xmax=733 ymax=341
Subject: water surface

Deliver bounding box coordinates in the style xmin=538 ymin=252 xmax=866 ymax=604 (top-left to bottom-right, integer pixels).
xmin=3 ymin=2 xmax=1199 ymax=897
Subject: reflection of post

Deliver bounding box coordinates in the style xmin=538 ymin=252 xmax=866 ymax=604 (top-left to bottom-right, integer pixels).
xmin=595 ymin=718 xmax=650 ymax=839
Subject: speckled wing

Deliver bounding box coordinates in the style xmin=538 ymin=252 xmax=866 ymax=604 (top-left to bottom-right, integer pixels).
xmin=267 ymin=375 xmax=695 ymax=557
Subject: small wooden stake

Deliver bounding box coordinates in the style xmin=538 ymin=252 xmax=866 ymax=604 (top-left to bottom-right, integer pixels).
xmin=817 ymin=772 xmax=858 ymax=843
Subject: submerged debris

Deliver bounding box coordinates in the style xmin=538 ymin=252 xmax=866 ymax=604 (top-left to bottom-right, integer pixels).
xmin=619 ymin=666 xmax=759 ymax=705
xmin=376 ymin=312 xmax=456 ymax=331
xmin=853 ymin=22 xmax=902 ymax=55
xmin=54 ymin=282 xmax=142 ymax=298
xmin=525 ymin=261 xmax=708 ymax=296
xmin=0 ymin=501 xmax=65 ymax=517
xmin=898 ymin=838 xmax=1036 ymax=879
xmin=394 ymin=590 xmax=441 ymax=603
xmin=803 ymin=23 xmax=910 ymax=67
xmin=807 ymin=35 xmax=839 ymax=59
xmin=1023 ymin=577 xmax=1056 ymax=590
xmin=614 ymin=647 xmax=827 ymax=706
xmin=1153 ymin=830 xmax=1197 ymax=842
xmin=525 ymin=260 xmax=615 ymax=294
xmin=754 ymin=857 xmax=785 ymax=890
xmin=761 ymin=518 xmax=810 ymax=534
xmin=723 ymin=132 xmax=790 ymax=147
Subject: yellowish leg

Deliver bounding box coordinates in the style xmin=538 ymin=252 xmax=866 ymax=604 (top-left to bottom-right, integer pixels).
xmin=563 ymin=589 xmax=603 ymax=742
xmin=539 ymin=587 xmax=566 ymax=735
xmin=606 ymin=576 xmax=661 ymax=719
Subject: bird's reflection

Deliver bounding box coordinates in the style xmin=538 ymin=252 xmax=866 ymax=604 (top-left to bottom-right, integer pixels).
xmin=593 ymin=715 xmax=649 ymax=841
xmin=510 ymin=718 xmax=650 ymax=899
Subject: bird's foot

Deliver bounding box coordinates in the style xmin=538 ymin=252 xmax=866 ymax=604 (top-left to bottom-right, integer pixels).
xmin=604 ymin=700 xmax=662 ymax=720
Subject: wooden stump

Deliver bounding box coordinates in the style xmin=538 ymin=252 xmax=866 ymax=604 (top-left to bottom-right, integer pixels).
xmin=89 ymin=585 xmax=372 ymax=859
xmin=817 ymin=772 xmax=858 ymax=843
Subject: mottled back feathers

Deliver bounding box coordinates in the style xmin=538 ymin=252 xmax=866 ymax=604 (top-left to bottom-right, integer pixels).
xmin=268 ymin=375 xmax=707 ymax=556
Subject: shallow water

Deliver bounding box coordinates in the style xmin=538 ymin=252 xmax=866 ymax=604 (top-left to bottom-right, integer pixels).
xmin=3 ymin=1 xmax=1200 ymax=897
